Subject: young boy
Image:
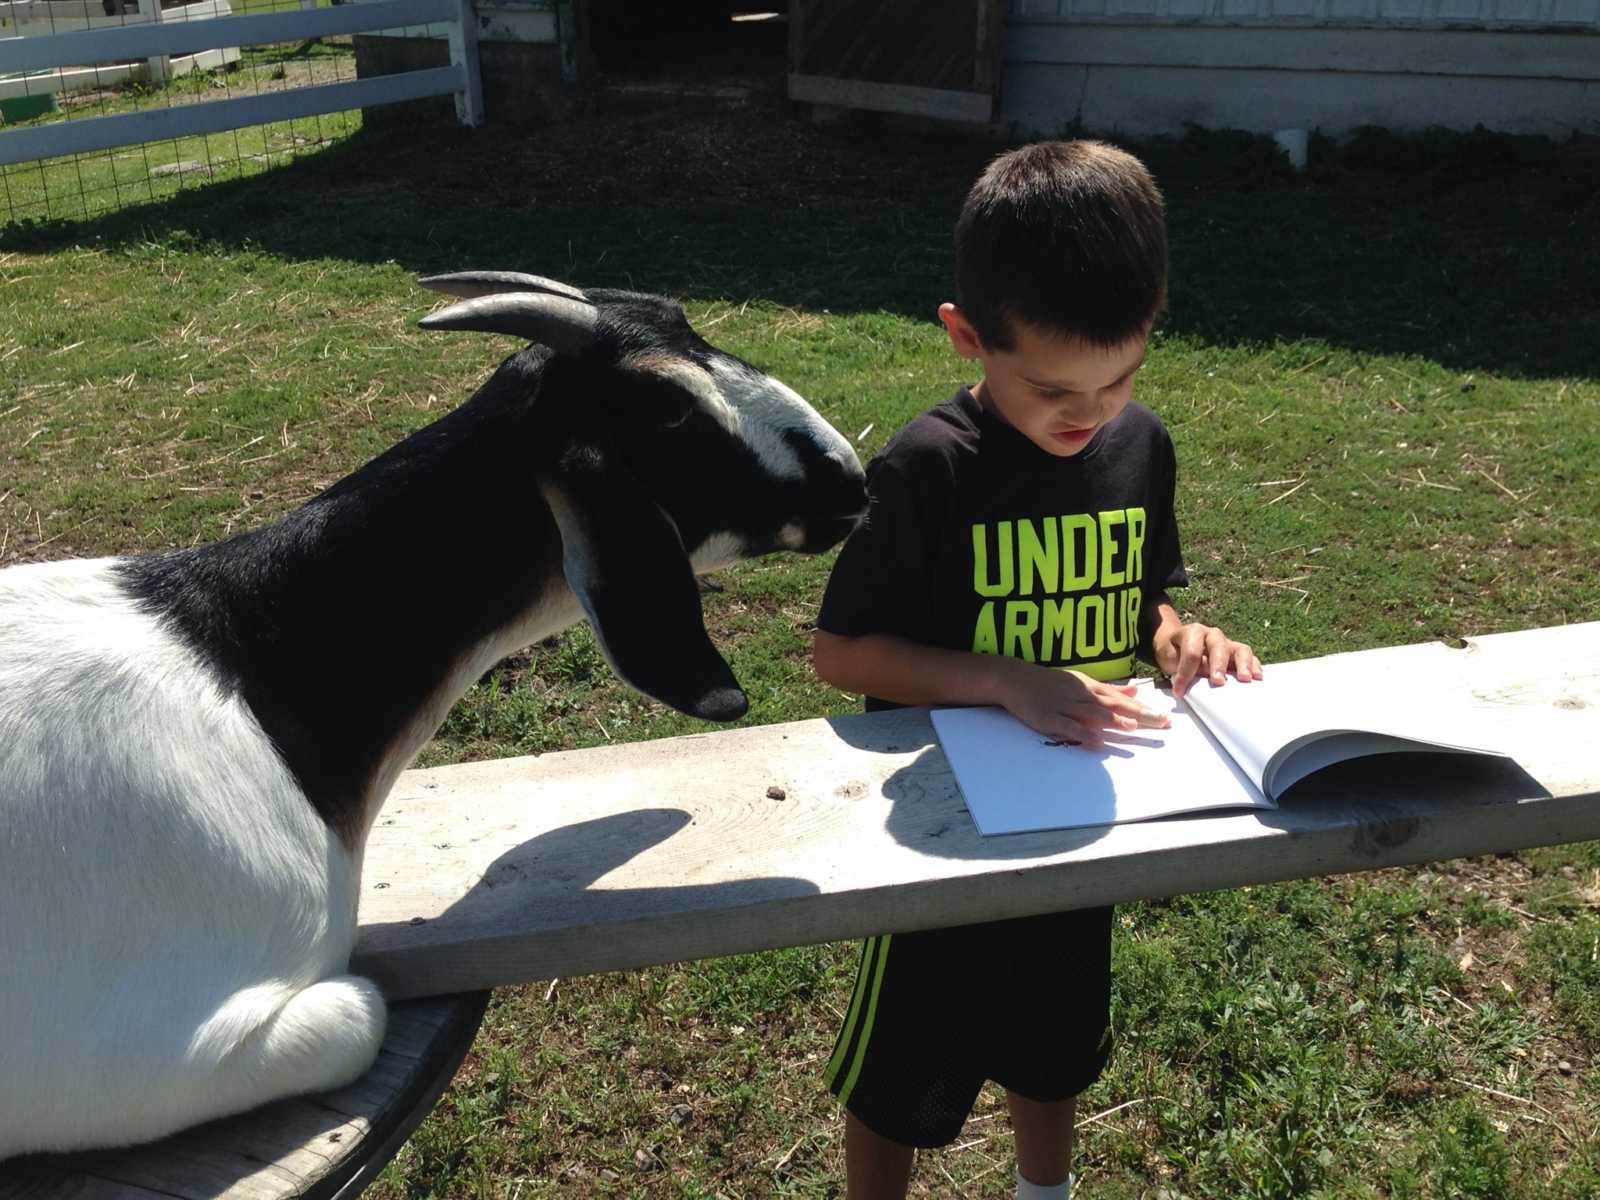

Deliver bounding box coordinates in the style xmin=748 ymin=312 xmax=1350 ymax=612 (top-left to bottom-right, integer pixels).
xmin=813 ymin=141 xmax=1263 ymax=1199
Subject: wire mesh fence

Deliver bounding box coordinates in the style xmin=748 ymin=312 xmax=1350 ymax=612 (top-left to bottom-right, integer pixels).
xmin=0 ymin=0 xmax=369 ymax=228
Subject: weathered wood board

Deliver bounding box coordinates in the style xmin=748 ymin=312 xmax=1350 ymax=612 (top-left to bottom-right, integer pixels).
xmin=0 ymin=994 xmax=488 ymax=1200
xmin=353 ymin=624 xmax=1600 ymax=1002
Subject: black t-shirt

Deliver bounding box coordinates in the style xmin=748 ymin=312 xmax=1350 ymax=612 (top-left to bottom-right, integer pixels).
xmin=817 ymin=387 xmax=1188 ymax=708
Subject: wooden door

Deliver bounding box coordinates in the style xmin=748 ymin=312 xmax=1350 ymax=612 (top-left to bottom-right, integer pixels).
xmin=789 ymin=0 xmax=1004 ymax=123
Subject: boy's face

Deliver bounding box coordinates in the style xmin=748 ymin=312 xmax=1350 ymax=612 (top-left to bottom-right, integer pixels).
xmin=938 ymin=304 xmax=1147 ymax=458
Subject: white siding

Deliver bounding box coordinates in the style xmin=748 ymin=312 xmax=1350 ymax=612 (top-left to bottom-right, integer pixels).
xmin=1009 ymin=0 xmax=1600 ymax=25
xmin=998 ymin=13 xmax=1599 ymax=136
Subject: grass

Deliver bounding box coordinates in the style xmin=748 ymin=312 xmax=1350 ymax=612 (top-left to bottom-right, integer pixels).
xmin=2 ymin=111 xmax=1598 ymax=1196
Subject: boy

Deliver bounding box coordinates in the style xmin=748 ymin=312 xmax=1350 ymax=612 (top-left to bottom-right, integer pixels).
xmin=813 ymin=141 xmax=1262 ymax=1199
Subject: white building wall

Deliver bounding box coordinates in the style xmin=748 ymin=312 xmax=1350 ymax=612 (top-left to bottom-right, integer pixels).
xmin=1002 ymin=0 xmax=1600 ymax=137
xmin=1012 ymin=0 xmax=1600 ymax=26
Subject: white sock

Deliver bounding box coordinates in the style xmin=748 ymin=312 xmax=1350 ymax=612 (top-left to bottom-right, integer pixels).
xmin=1015 ymin=1166 xmax=1072 ymax=1200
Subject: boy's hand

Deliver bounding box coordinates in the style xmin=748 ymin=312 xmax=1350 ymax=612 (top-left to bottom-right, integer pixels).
xmin=1155 ymin=622 xmax=1262 ymax=699
xmin=996 ymin=660 xmax=1171 ymax=750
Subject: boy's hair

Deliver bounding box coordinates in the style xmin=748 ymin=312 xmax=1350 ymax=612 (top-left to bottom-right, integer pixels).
xmin=954 ymin=140 xmax=1167 ymax=351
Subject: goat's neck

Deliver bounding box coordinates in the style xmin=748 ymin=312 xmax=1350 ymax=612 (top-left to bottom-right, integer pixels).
xmin=121 ymin=377 xmax=578 ymax=848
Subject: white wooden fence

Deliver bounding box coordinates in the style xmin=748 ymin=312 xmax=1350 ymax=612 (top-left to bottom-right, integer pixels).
xmin=0 ymin=0 xmax=242 ymax=100
xmin=0 ymin=0 xmax=483 ymax=173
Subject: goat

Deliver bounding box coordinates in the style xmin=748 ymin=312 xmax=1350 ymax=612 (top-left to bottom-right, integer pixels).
xmin=0 ymin=273 xmax=868 ymax=1158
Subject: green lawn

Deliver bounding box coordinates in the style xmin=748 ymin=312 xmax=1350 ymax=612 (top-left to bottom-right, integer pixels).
xmin=1 ymin=112 xmax=1596 ymax=1198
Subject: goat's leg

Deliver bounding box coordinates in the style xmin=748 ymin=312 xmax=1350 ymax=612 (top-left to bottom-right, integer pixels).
xmin=130 ymin=975 xmax=390 ymax=1143
xmin=206 ymin=976 xmax=389 ymax=1107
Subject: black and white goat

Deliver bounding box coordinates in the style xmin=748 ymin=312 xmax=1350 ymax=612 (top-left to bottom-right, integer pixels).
xmin=0 ymin=273 xmax=867 ymax=1158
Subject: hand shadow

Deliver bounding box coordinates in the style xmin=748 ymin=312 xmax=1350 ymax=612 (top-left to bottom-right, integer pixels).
xmin=824 ymin=709 xmax=1121 ymax=863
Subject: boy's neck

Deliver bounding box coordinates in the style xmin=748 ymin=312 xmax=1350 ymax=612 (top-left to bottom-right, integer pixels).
xmin=971 ymin=376 xmax=996 ymax=415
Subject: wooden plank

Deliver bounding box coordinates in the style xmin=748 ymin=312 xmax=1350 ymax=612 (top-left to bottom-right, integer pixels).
xmin=788 ymin=73 xmax=996 ymax=121
xmin=787 ymin=0 xmax=807 ymax=77
xmin=974 ymin=0 xmax=1006 ymax=93
xmin=2 ymin=994 xmax=488 ymax=1200
xmin=0 ymin=67 xmax=464 ymax=167
xmin=0 ymin=1172 xmax=175 ymax=1200
xmin=1001 ymin=24 xmax=1600 ymax=82
xmin=15 ymin=1149 xmax=305 ymax=1200
xmin=352 ymin=624 xmax=1600 ymax=1002
xmin=0 ymin=0 xmax=454 ymax=76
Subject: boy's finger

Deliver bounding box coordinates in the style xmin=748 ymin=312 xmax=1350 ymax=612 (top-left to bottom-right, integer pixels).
xmin=1066 ymin=702 xmax=1120 ymax=729
xmin=1172 ymin=628 xmax=1205 ymax=696
xmin=1106 ymin=693 xmax=1170 ymax=728
xmin=1230 ymin=643 xmax=1257 ymax=681
xmin=1205 ymin=629 xmax=1230 ymax=686
xmin=1133 ymin=704 xmax=1172 ymax=729
xmin=1072 ymin=694 xmax=1168 ymax=733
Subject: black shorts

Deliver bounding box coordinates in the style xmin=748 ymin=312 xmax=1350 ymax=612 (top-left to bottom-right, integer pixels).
xmin=825 ymin=907 xmax=1113 ymax=1149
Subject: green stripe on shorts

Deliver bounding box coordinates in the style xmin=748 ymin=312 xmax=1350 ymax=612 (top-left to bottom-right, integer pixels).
xmin=835 ymin=933 xmax=893 ymax=1107
xmin=826 ymin=936 xmax=878 ymax=1086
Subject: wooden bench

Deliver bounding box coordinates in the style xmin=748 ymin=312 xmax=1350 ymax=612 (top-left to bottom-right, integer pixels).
xmin=7 ymin=623 xmax=1598 ymax=1196
xmin=1 ymin=994 xmax=489 ymax=1199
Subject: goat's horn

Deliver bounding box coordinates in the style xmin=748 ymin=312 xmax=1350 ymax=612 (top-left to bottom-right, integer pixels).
xmin=417 ymin=272 xmax=590 ymax=303
xmin=418 ymin=293 xmax=599 ymax=357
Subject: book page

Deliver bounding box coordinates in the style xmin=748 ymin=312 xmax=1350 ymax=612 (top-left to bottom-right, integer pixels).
xmin=1179 ymin=656 xmax=1511 ymax=799
xmin=930 ymin=682 xmax=1271 ymax=836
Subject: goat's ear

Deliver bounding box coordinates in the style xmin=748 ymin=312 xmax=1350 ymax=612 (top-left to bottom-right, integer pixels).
xmin=535 ymin=380 xmax=748 ymax=723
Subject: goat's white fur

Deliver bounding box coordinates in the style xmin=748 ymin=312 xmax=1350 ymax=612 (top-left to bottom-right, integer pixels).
xmin=0 ymin=558 xmax=374 ymax=1155
xmin=0 ymin=558 xmax=584 ymax=1158
xmin=0 ymin=560 xmax=585 ymax=1158
xmin=709 ymin=358 xmax=855 ymax=485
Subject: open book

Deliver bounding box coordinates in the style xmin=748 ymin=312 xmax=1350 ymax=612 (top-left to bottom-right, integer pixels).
xmin=930 ymin=655 xmax=1513 ymax=836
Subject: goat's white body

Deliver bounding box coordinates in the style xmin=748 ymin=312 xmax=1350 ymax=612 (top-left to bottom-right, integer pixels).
xmin=0 ymin=557 xmax=587 ymax=1158
xmin=0 ymin=558 xmax=382 ymax=1157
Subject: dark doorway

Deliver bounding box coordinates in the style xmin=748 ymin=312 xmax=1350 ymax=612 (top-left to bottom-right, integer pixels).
xmin=587 ymin=2 xmax=789 ymax=106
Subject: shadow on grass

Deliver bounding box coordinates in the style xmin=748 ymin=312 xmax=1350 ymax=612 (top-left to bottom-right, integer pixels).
xmin=4 ymin=111 xmax=1597 ymax=377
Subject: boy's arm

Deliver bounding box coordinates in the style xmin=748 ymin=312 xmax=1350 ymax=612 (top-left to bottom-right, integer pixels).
xmin=814 ymin=630 xmax=1170 ymax=749
xmin=1141 ymin=592 xmax=1263 ymax=698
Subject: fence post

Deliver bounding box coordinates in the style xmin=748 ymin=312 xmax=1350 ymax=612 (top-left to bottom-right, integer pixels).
xmin=145 ymin=0 xmax=170 ymax=87
xmin=447 ymin=0 xmax=483 ymax=126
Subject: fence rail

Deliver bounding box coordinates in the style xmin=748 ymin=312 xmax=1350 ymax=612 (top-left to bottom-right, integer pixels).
xmin=0 ymin=0 xmax=481 ymax=173
xmin=0 ymin=0 xmax=449 ymax=74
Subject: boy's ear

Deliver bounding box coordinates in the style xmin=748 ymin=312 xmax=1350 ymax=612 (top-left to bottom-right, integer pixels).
xmin=938 ymin=303 xmax=984 ymax=360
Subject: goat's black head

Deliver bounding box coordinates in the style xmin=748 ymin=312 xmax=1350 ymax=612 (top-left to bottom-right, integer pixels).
xmin=419 ymin=272 xmax=868 ymax=724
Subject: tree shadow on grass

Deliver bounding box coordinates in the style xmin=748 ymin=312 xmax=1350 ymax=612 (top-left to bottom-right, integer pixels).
xmin=4 ymin=111 xmax=1596 ymax=377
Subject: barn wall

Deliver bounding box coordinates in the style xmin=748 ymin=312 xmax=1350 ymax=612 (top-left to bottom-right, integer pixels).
xmin=1001 ymin=0 xmax=1600 ymax=137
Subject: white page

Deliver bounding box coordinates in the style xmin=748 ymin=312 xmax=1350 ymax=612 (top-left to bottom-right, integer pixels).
xmin=1180 ymin=657 xmax=1512 ymax=799
xmin=1264 ymin=730 xmax=1510 ymax=796
xmin=930 ymin=682 xmax=1270 ymax=836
